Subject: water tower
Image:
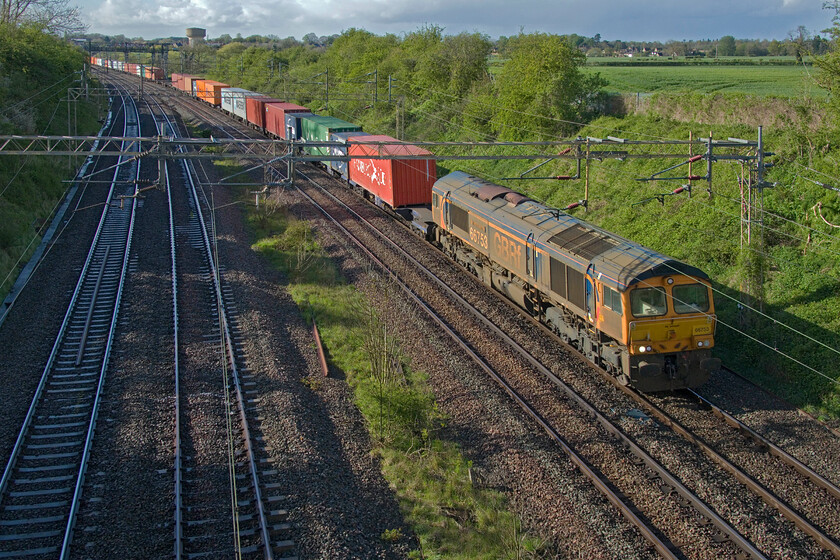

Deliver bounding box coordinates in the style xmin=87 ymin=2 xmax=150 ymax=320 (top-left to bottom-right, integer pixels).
xmin=186 ymin=28 xmax=206 ymax=46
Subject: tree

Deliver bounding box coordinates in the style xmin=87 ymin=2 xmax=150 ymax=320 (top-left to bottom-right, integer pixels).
xmin=718 ymin=35 xmax=736 ymax=57
xmin=789 ymin=25 xmax=811 ymax=61
xmin=492 ymin=32 xmax=606 ymax=141
xmin=1 ymin=0 xmax=86 ymax=35
xmin=815 ymin=3 xmax=840 ymax=110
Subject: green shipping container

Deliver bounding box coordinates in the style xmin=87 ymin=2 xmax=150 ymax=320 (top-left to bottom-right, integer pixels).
xmin=300 ymin=115 xmax=362 ymax=160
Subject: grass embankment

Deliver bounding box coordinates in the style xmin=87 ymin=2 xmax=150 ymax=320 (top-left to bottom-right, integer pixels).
xmin=0 ymin=25 xmax=103 ymax=302
xmin=240 ymin=187 xmax=542 ymax=558
xmin=446 ymin=109 xmax=840 ymax=421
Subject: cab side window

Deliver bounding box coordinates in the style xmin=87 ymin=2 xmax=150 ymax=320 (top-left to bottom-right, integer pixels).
xmin=602 ymin=285 xmax=622 ymax=315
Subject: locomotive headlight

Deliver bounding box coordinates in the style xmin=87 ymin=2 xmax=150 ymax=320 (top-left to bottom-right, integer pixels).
xmin=646 ymin=346 xmax=652 ymax=352
xmin=666 ymin=277 xmax=674 ymax=285
xmin=697 ymin=341 xmax=703 ymax=347
xmin=638 ymin=345 xmax=646 ymax=353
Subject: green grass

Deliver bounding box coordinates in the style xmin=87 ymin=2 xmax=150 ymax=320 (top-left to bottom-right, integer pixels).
xmin=585 ymin=56 xmax=807 ymax=65
xmin=241 ymin=186 xmax=545 ymax=558
xmin=586 ymin=65 xmax=825 ymax=97
xmin=447 ymin=113 xmax=840 ymax=422
xmin=0 ymin=102 xmax=103 ymax=302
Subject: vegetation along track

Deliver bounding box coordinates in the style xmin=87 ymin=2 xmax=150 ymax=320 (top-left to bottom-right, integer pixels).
xmin=290 ymin=170 xmax=776 ymax=558
xmin=0 ymin=86 xmax=140 ymax=559
xmin=292 ymin=160 xmax=832 ymax=557
xmin=95 ymin=68 xmax=836 ymax=554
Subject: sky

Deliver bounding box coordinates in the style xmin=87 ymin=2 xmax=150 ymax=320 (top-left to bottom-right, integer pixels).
xmin=78 ymin=0 xmax=833 ymax=42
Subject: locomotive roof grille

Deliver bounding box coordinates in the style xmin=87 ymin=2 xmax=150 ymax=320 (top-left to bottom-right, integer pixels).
xmin=504 ymin=192 xmax=532 ymax=206
xmin=548 ymin=223 xmax=618 ymax=260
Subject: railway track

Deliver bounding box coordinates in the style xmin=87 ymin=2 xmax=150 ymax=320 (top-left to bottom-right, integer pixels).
xmin=142 ymin=88 xmax=296 ymax=558
xmin=287 ymin=160 xmax=840 ymax=559
xmin=111 ymin=71 xmax=840 ymax=559
xmin=292 ymin=168 xmax=776 ymax=559
xmin=0 ymin=88 xmax=140 ymax=559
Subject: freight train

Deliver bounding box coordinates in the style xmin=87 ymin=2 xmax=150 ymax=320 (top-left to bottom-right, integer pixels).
xmin=89 ymin=57 xmax=721 ymax=391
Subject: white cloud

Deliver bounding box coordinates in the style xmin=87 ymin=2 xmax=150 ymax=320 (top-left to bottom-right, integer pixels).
xmin=77 ymin=0 xmax=832 ymax=40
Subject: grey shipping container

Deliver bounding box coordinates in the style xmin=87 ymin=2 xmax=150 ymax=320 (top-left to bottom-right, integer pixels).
xmin=221 ymin=88 xmax=259 ymax=121
xmin=329 ymin=131 xmax=371 ymax=179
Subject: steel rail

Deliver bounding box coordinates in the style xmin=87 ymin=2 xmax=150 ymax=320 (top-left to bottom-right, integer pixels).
xmin=183 ymin=150 xmax=275 ymax=560
xmin=0 ymin=91 xmax=133 ymax=500
xmin=60 ymin=81 xmax=142 ymax=560
xmin=146 ymin=81 xmax=278 ymax=558
xmin=60 ymin=153 xmax=138 ymax=559
xmin=686 ymin=389 xmax=840 ymax=502
xmin=0 ymin=95 xmax=131 ymax=502
xmin=621 ymin=386 xmax=840 ymax=558
xmin=0 ymin=86 xmax=141 ymax=559
xmin=162 ymin=127 xmax=184 ymax=558
xmin=295 ymin=168 xmax=770 ymax=560
xmin=74 ymin=245 xmax=111 ymax=367
xmin=136 ymin=87 xmax=230 ymax=559
xmin=292 ymin=175 xmax=683 ymax=559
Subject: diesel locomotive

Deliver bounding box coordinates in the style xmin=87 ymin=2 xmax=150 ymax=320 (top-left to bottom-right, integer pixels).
xmin=428 ymin=171 xmax=720 ymax=391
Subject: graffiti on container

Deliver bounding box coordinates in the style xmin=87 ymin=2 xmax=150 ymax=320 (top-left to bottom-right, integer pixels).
xmin=352 ymin=159 xmax=386 ymax=187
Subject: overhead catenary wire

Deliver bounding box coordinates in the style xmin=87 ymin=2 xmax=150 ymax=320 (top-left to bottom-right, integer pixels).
xmin=398 ymin=102 xmax=840 ymax=381
xmin=631 ymin=264 xmax=840 ymax=388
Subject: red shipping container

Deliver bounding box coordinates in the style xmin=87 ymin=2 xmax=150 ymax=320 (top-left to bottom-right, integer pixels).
xmin=347 ymin=135 xmax=437 ymax=208
xmin=265 ymin=102 xmax=310 ymax=138
xmin=245 ymin=96 xmax=282 ymax=130
xmin=144 ymin=67 xmax=164 ymax=81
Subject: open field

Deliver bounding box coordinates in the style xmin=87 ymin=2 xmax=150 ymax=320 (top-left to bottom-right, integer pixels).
xmin=587 ymin=64 xmax=825 ymax=97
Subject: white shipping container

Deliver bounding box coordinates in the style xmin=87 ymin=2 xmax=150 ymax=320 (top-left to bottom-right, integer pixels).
xmin=221 ymin=88 xmax=260 ymax=121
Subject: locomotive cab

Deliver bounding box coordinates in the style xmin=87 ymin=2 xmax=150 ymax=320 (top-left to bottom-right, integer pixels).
xmin=618 ymin=275 xmax=720 ymax=391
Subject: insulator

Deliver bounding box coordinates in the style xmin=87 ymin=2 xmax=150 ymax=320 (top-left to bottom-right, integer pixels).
xmin=688 ymin=154 xmax=703 ymax=163
xmin=555 ymin=175 xmax=572 ymax=180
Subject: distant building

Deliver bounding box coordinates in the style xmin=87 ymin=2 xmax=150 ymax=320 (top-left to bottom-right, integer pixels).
xmin=185 ymin=28 xmax=206 ymax=46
